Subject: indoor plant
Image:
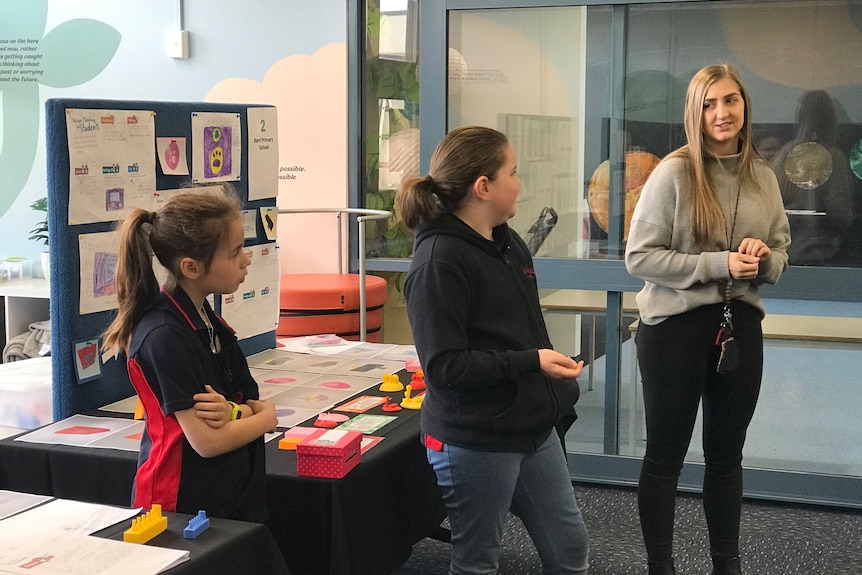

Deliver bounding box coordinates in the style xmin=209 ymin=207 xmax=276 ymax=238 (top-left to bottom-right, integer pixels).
xmin=28 ymin=196 xmax=50 ymax=281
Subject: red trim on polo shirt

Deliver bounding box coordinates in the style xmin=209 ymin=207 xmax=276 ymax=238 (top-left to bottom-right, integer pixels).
xmin=128 ymin=357 xmax=184 ymax=512
xmin=162 ymin=287 xmax=197 ymax=330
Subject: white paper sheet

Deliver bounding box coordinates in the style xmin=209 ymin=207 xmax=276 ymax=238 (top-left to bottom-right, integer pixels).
xmin=0 ymin=498 xmax=139 ymax=535
xmin=78 ymin=230 xmax=120 ymax=314
xmin=0 ymin=529 xmax=187 ymax=575
xmin=247 ymin=107 xmax=279 ymax=200
xmin=66 ymin=109 xmax=156 ymax=225
xmin=220 ymin=242 xmax=279 ymax=339
xmin=14 ymin=415 xmax=140 ymax=448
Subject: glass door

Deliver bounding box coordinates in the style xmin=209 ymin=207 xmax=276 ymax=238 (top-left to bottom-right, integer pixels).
xmin=356 ymin=0 xmax=862 ymax=508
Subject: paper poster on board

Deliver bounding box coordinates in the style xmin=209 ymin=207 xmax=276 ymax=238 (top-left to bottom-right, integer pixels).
xmin=74 ymin=339 xmax=102 ymax=384
xmin=247 ymin=106 xmax=279 ymax=200
xmin=78 ymin=230 xmax=120 ymax=314
xmin=156 ymin=137 xmax=189 ymax=175
xmin=242 ymin=209 xmax=258 ymax=239
xmin=220 ymin=242 xmax=279 ymax=339
xmin=191 ymin=112 xmax=242 ymax=183
xmin=153 ymin=185 xmax=224 ymax=210
xmin=260 ymin=207 xmax=277 ymax=240
xmin=65 ymin=109 xmax=156 ymax=224
xmin=78 ymin=228 xmax=169 ymax=315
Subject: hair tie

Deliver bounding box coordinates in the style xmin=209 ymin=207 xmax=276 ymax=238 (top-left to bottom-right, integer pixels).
xmin=424 ymin=174 xmax=439 ymax=194
xmin=141 ymin=211 xmax=155 ymax=235
xmin=140 ymin=211 xmax=156 ymax=233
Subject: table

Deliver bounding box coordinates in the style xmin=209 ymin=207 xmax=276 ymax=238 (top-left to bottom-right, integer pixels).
xmin=0 ymin=382 xmax=446 ymax=575
xmin=94 ymin=509 xmax=291 ymax=574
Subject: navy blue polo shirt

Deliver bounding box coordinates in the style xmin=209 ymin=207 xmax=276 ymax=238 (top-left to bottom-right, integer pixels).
xmin=127 ymin=285 xmax=267 ymax=522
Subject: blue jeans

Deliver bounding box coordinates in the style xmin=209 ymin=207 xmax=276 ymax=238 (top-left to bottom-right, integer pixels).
xmin=427 ymin=432 xmax=590 ymax=575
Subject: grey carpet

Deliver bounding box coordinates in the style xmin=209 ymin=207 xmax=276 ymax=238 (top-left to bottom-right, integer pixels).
xmin=391 ymin=484 xmax=862 ymax=574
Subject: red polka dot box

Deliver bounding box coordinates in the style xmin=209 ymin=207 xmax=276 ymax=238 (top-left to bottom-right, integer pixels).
xmin=296 ymin=429 xmax=363 ymax=479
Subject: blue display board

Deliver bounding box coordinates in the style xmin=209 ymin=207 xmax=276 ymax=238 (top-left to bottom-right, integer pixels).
xmin=45 ymin=98 xmax=277 ymax=419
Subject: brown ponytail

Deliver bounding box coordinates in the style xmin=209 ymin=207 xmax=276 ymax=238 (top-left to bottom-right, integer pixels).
xmin=396 ymin=126 xmax=509 ymax=230
xmin=102 ymin=186 xmax=241 ymax=356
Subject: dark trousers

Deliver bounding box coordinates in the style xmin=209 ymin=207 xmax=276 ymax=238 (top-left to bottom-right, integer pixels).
xmin=635 ymin=301 xmax=763 ymax=563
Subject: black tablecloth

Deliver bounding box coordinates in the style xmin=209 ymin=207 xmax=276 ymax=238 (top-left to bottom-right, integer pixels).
xmin=94 ymin=510 xmax=291 ymax=575
xmin=0 ymin=380 xmax=446 ymax=575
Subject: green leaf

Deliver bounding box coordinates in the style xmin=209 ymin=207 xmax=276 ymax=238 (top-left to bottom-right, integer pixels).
xmin=366 ymin=6 xmax=380 ymax=40
xmin=376 ymin=66 xmax=399 ymax=98
xmin=398 ymin=63 xmax=418 ymax=85
xmin=403 ymin=82 xmax=420 ymax=104
xmin=0 ymin=0 xmax=47 ymax=37
xmin=366 ymin=131 xmax=380 ymax=155
xmin=0 ymin=84 xmax=40 ymax=217
xmin=30 ymin=197 xmax=48 ymax=212
xmin=366 ymin=191 xmax=387 ymax=211
xmin=40 ymin=19 xmax=121 ymax=88
xmin=365 ymin=131 xmax=380 ymax=184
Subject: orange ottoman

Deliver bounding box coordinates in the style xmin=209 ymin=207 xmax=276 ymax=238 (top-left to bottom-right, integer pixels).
xmin=278 ymin=273 xmax=387 ymax=342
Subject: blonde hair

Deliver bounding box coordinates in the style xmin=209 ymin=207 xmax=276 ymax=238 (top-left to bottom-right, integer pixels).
xmin=102 ymin=187 xmax=241 ymax=355
xmin=669 ymin=63 xmax=763 ymax=247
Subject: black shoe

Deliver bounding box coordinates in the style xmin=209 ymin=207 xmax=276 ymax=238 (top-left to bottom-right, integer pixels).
xmin=712 ymin=556 xmax=742 ymax=575
xmin=648 ymin=560 xmax=676 ymax=575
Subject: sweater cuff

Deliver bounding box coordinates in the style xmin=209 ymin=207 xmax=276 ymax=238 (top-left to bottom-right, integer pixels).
xmin=509 ymin=349 xmax=540 ymax=376
xmin=702 ymin=250 xmax=730 ymax=281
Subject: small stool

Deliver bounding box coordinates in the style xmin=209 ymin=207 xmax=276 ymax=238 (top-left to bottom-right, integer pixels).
xmin=278 ymin=273 xmax=387 ymax=342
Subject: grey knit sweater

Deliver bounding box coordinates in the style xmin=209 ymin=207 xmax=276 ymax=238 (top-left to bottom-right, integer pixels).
xmin=625 ymin=153 xmax=790 ymax=325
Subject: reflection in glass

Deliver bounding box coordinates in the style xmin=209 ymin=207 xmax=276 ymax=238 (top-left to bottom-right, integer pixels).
xmin=363 ymin=0 xmax=420 ymax=261
xmin=587 ymin=150 xmax=661 ymax=241
xmin=370 ymin=1 xmax=862 ymax=492
xmin=771 ymin=90 xmax=855 ymax=265
xmin=449 ymin=7 xmax=589 ymax=258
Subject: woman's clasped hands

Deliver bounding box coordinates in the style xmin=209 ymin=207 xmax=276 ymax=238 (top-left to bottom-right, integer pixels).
xmin=729 ymin=237 xmax=771 ymax=279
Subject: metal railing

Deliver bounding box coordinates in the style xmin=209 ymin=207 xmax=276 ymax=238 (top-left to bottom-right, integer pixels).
xmin=277 ymin=208 xmax=393 ymax=341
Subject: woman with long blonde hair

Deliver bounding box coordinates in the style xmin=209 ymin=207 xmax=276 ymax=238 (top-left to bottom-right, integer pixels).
xmin=626 ymin=64 xmax=790 ymax=575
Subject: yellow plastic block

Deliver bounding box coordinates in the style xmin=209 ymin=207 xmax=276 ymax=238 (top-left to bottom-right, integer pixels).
xmin=124 ymin=504 xmax=168 ymax=544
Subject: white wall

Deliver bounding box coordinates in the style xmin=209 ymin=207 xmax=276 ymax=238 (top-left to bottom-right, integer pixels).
xmin=0 ymin=0 xmax=347 ymax=275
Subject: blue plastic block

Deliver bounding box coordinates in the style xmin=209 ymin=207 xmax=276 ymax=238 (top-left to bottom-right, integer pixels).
xmin=183 ymin=510 xmax=210 ymax=539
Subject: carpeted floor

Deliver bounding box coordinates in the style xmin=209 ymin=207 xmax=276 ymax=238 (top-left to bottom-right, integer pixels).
xmin=391 ymin=483 xmax=862 ymax=574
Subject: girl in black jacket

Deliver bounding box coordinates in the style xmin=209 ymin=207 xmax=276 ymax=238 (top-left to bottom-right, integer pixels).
xmin=398 ymin=126 xmax=590 ymax=574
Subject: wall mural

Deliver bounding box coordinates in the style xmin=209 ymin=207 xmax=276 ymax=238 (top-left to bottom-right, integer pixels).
xmin=0 ymin=0 xmax=121 ymax=217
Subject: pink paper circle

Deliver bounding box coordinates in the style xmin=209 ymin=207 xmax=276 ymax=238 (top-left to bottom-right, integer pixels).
xmin=321 ymin=381 xmax=351 ymax=389
xmin=265 ymin=377 xmax=297 ymax=384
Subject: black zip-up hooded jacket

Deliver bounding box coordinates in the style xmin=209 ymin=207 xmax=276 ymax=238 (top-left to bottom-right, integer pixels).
xmin=404 ymin=213 xmax=579 ymax=453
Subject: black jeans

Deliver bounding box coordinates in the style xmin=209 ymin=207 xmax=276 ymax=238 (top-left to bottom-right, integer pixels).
xmin=636 ymin=301 xmax=763 ymax=563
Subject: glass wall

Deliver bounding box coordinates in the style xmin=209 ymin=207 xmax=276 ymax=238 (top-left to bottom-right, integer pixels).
xmin=355 ymin=0 xmax=862 ymax=506
xmin=362 ymin=0 xmax=419 ymax=263
xmin=449 ymin=7 xmax=589 ymax=259
xmin=448 ymin=1 xmax=862 ymax=266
